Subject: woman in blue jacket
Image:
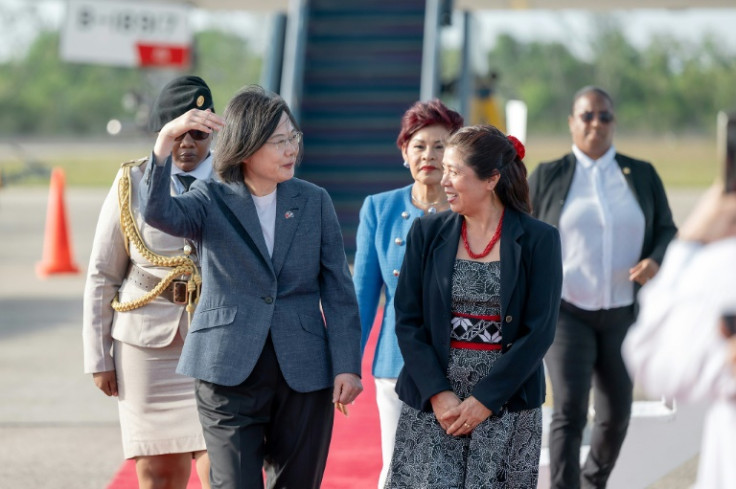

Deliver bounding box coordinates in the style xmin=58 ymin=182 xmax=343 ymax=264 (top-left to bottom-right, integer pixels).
xmin=352 ymin=99 xmax=463 ymax=487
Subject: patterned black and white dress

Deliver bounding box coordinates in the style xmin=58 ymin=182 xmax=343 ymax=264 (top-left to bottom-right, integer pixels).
xmin=385 ymin=260 xmax=542 ymax=489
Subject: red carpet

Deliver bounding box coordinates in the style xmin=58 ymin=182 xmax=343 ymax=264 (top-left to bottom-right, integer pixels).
xmin=322 ymin=320 xmax=382 ymax=489
xmin=106 ymin=460 xmax=201 ymax=488
xmin=107 ymin=315 xmax=383 ymax=488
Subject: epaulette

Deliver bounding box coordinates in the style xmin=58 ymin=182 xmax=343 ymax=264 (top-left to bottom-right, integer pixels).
xmin=120 ymin=157 xmax=149 ymax=169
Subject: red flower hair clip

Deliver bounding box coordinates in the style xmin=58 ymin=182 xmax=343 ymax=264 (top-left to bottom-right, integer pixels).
xmin=507 ymin=135 xmax=525 ymax=160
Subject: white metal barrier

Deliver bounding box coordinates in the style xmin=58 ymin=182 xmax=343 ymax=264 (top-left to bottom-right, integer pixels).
xmin=538 ymin=399 xmax=707 ymax=489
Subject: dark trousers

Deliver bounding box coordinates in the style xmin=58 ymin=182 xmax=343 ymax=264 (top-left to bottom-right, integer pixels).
xmin=195 ymin=336 xmax=334 ymax=489
xmin=545 ymin=300 xmax=635 ymax=489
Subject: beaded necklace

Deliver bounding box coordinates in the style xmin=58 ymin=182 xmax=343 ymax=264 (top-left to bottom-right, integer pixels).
xmin=461 ymin=209 xmax=504 ymax=259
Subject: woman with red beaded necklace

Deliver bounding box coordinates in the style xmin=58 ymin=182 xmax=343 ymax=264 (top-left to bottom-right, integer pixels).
xmin=385 ymin=125 xmax=563 ymax=488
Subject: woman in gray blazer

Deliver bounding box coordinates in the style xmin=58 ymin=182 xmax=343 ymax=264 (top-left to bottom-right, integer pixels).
xmin=139 ymin=85 xmax=363 ymax=489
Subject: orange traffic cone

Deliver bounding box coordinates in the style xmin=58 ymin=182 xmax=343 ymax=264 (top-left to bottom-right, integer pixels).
xmin=36 ymin=167 xmax=79 ymax=277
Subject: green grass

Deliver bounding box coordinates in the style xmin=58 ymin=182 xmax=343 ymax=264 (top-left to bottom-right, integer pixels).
xmin=0 ymin=156 xmax=126 ymax=187
xmin=53 ymin=153 xmax=141 ymax=187
xmin=0 ymin=134 xmax=718 ymax=189
xmin=0 ymin=140 xmax=151 ymax=188
xmin=525 ymin=134 xmax=717 ymax=188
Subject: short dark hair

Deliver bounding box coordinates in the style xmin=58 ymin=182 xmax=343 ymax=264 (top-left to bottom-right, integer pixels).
xmin=446 ymin=124 xmax=530 ymax=214
xmin=396 ymin=99 xmax=464 ymax=150
xmin=214 ymin=85 xmax=301 ymax=184
xmin=571 ymin=85 xmax=614 ymax=114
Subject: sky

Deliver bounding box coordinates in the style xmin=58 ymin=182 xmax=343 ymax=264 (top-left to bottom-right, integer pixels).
xmin=1 ymin=1 xmax=736 ymax=64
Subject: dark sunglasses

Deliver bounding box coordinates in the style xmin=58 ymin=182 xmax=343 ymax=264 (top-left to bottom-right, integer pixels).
xmin=578 ymin=111 xmax=614 ymax=124
xmin=175 ymin=130 xmax=209 ymax=142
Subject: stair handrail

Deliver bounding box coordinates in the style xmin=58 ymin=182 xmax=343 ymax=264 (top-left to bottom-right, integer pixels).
xmin=261 ymin=13 xmax=288 ymax=93
xmin=421 ymin=0 xmax=443 ymax=101
xmin=280 ymin=0 xmax=308 ymax=123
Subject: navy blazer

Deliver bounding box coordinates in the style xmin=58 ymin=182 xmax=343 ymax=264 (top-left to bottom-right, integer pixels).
xmin=394 ymin=208 xmax=562 ymax=414
xmin=528 ymin=152 xmax=677 ymax=267
xmin=139 ymin=154 xmax=362 ymax=391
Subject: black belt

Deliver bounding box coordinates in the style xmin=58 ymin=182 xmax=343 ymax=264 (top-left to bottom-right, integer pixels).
xmin=127 ymin=264 xmax=190 ymax=305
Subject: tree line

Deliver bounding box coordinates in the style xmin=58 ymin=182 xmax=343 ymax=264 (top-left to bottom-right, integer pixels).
xmin=462 ymin=17 xmax=736 ymax=135
xmin=0 ymin=29 xmax=261 ymax=137
xmin=1 ymin=17 xmax=735 ymax=137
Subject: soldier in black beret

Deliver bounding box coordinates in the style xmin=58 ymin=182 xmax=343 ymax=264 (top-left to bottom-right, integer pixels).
xmin=148 ymin=75 xmax=215 ymax=132
xmin=83 ymin=75 xmax=220 ymax=489
xmin=147 ymin=75 xmax=218 ymax=191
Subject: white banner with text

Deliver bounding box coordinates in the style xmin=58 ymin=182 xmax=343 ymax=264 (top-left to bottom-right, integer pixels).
xmin=60 ymin=0 xmax=192 ymax=69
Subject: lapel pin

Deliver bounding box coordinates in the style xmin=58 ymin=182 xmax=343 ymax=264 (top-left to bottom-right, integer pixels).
xmin=622 ymin=167 xmax=631 ymax=175
xmin=284 ymin=211 xmax=294 ymax=219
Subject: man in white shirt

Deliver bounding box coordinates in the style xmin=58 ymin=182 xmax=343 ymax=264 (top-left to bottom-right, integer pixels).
xmin=529 ymin=86 xmax=677 ymax=489
xmin=624 ymin=185 xmax=736 ymax=489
